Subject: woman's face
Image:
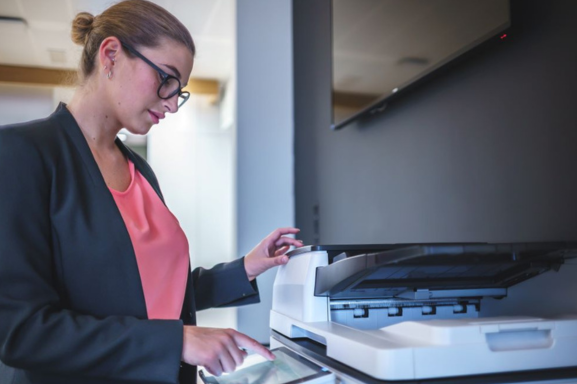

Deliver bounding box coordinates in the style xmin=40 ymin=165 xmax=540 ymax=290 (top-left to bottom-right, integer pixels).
xmin=110 ymin=38 xmax=194 ymax=135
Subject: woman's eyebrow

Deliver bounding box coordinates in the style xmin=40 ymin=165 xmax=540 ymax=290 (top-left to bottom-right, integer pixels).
xmin=162 ymin=63 xmax=183 ymax=83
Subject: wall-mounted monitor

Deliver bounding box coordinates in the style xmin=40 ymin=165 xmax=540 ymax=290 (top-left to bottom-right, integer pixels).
xmin=331 ymin=0 xmax=511 ymax=130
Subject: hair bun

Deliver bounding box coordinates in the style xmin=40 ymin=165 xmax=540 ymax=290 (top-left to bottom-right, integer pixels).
xmin=71 ymin=12 xmax=95 ymax=45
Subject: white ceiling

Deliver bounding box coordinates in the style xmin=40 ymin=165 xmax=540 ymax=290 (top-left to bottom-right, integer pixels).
xmin=0 ymin=0 xmax=235 ymax=81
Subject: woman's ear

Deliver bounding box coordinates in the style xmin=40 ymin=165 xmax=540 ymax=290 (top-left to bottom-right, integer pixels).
xmin=98 ymin=37 xmax=122 ymax=74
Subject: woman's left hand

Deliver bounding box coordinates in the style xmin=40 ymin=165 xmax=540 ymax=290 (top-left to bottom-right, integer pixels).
xmin=244 ymin=227 xmax=302 ymax=281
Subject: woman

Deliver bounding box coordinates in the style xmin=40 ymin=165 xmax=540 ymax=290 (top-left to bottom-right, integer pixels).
xmin=0 ymin=1 xmax=301 ymax=383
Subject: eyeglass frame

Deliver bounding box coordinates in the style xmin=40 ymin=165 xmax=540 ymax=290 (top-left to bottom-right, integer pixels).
xmin=120 ymin=41 xmax=190 ymax=108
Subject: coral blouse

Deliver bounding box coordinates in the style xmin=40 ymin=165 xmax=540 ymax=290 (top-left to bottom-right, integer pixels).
xmin=109 ymin=160 xmax=189 ymax=320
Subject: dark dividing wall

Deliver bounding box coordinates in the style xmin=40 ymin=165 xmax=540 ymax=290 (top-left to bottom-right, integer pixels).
xmin=294 ymin=0 xmax=577 ymax=246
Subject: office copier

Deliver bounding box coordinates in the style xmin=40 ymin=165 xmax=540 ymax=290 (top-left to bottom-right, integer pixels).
xmin=265 ymin=242 xmax=577 ymax=384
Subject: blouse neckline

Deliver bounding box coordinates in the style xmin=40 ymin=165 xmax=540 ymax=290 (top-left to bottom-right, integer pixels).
xmin=108 ymin=160 xmax=136 ymax=195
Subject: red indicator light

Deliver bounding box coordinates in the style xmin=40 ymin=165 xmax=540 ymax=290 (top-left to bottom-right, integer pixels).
xmin=500 ymin=34 xmax=508 ymax=40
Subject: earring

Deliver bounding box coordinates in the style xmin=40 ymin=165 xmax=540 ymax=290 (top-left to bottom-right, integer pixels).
xmin=107 ymin=58 xmax=115 ymax=79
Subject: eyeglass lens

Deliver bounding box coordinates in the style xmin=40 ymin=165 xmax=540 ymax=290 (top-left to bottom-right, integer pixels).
xmin=159 ymin=77 xmax=181 ymax=99
xmin=177 ymin=93 xmax=189 ymax=108
xmin=159 ymin=77 xmax=189 ymax=108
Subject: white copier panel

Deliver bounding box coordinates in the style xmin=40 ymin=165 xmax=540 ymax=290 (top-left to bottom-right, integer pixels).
xmin=270 ymin=243 xmax=577 ymax=383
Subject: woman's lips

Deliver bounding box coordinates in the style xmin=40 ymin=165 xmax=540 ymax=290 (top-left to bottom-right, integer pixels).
xmin=148 ymin=110 xmax=163 ymax=124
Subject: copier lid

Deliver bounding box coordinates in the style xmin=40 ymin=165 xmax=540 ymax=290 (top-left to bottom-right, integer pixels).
xmin=309 ymin=242 xmax=577 ymax=299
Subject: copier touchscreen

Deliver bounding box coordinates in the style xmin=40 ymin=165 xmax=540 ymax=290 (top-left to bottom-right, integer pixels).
xmin=199 ymin=347 xmax=333 ymax=384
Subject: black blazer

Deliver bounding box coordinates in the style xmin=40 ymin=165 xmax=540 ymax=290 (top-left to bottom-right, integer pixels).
xmin=0 ymin=104 xmax=260 ymax=384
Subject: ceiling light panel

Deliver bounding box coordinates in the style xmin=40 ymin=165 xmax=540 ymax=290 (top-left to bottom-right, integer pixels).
xmin=0 ymin=23 xmax=37 ymax=65
xmin=29 ymin=27 xmax=79 ymax=69
xmin=72 ymin=0 xmax=127 ymax=16
xmin=0 ymin=0 xmax=23 ymax=18
xmin=20 ymin=0 xmax=72 ymax=24
xmin=170 ymin=0 xmax=219 ymax=36
xmin=48 ymin=49 xmax=67 ymax=64
xmin=197 ymin=0 xmax=234 ymax=39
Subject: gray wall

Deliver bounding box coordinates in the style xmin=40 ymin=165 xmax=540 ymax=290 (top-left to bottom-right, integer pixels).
xmin=295 ymin=0 xmax=577 ymax=245
xmin=294 ymin=0 xmax=577 ymax=315
xmin=0 ymin=84 xmax=53 ymax=125
xmin=236 ymin=1 xmax=294 ymax=343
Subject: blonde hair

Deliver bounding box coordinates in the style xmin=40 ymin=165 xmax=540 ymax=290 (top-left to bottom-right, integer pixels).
xmin=71 ymin=0 xmax=195 ymax=83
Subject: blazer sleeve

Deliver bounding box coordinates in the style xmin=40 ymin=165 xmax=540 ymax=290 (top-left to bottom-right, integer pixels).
xmin=0 ymin=130 xmax=183 ymax=383
xmin=192 ymin=257 xmax=260 ymax=311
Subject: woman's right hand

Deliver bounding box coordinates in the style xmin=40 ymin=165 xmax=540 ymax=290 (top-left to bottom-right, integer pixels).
xmin=182 ymin=325 xmax=275 ymax=376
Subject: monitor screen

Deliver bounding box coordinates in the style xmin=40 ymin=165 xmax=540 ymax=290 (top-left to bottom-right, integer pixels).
xmin=332 ymin=0 xmax=511 ymax=129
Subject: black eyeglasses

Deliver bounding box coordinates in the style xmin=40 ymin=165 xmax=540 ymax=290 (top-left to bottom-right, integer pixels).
xmin=121 ymin=42 xmax=190 ymax=108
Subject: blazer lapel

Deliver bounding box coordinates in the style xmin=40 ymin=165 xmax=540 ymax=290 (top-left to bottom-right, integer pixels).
xmin=53 ymin=103 xmax=148 ymax=318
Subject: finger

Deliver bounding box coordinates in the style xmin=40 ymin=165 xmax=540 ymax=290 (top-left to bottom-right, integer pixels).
xmin=219 ymin=349 xmax=237 ymax=374
xmin=220 ymin=330 xmax=245 ymax=370
xmin=228 ymin=344 xmax=247 ymax=367
xmin=260 ymin=255 xmax=290 ymax=271
xmin=274 ymin=236 xmax=304 ymax=248
xmin=232 ymin=333 xmax=275 ymax=361
xmin=272 ymin=227 xmax=300 ymax=239
xmin=272 ymin=255 xmax=289 ymax=266
xmin=206 ymin=363 xmax=222 ymax=377
xmin=273 ymin=236 xmax=302 ymax=247
xmin=274 ymin=245 xmax=290 ymax=256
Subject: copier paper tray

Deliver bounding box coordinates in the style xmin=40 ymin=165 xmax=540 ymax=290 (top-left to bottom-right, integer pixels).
xmin=270 ymin=242 xmax=577 ymax=381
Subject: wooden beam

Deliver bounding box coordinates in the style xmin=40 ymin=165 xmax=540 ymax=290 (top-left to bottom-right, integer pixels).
xmin=184 ymin=78 xmax=219 ymax=96
xmin=0 ymin=64 xmax=220 ymax=96
xmin=0 ymin=65 xmax=76 ymax=87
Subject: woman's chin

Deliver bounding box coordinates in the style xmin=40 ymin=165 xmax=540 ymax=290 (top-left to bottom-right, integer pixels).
xmin=124 ymin=124 xmax=153 ymax=136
